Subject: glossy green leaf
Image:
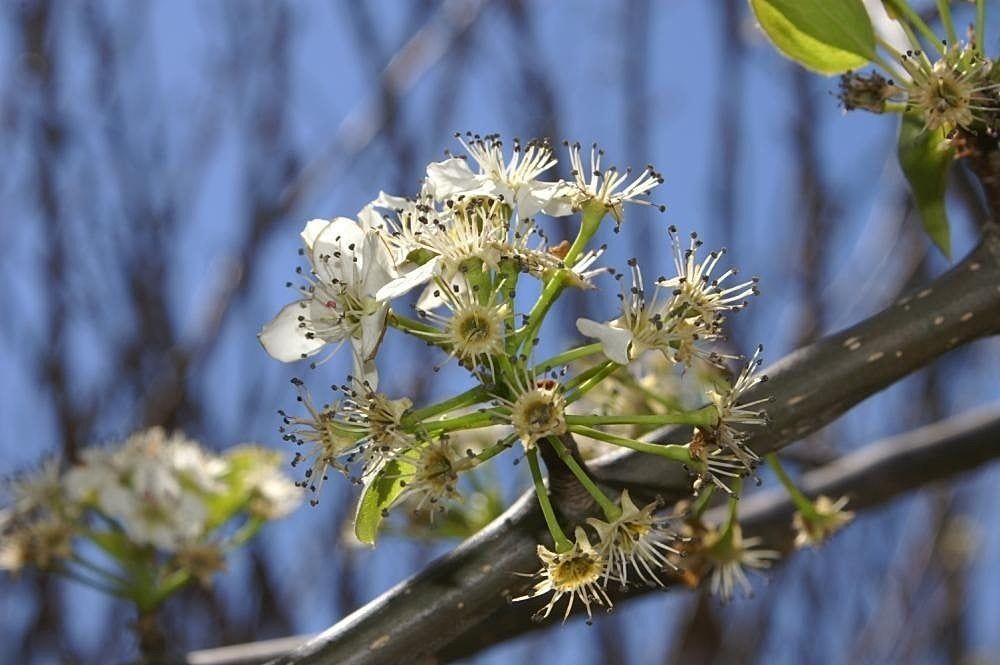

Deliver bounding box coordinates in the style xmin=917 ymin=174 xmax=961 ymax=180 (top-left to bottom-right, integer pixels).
xmin=354 ymin=457 xmax=414 ymax=545
xmin=897 ymin=113 xmax=954 ymax=259
xmin=749 ymin=0 xmax=876 ymax=74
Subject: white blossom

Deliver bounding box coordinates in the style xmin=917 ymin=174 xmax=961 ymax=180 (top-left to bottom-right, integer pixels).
xmin=259 ymin=217 xmax=397 ymax=374
xmin=565 ymin=141 xmax=663 ymax=223
xmin=425 ymin=133 xmax=572 ymax=217
xmin=514 ymin=527 xmax=611 ymax=622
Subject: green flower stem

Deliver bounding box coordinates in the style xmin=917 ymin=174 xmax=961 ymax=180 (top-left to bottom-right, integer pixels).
xmin=53 ymin=564 xmax=124 ymax=596
xmin=765 ymin=453 xmax=818 ymax=518
xmin=937 ymin=0 xmax=957 ymax=46
xmin=516 ymin=271 xmax=567 ymax=353
xmin=547 ymin=437 xmax=621 ymax=521
xmin=69 ymin=553 xmax=130 ymax=588
xmin=690 ymin=485 xmax=715 ymax=521
xmin=568 ymin=425 xmax=692 ymax=464
xmin=230 ymin=517 xmax=265 ymax=548
xmin=885 ymin=0 xmax=945 ymax=55
xmin=423 ymin=411 xmax=501 ymax=434
xmin=534 ymin=343 xmax=604 ymax=373
xmin=565 ymin=404 xmax=719 ymax=429
xmin=527 ymin=448 xmax=572 ymax=552
xmin=151 ymin=568 xmax=192 ymax=607
xmin=883 ymin=101 xmax=909 ymax=114
xmin=562 ymin=359 xmax=614 ymax=393
xmin=976 ymin=0 xmax=985 ymax=52
xmin=872 ymin=49 xmax=906 ymax=83
xmin=563 ymin=202 xmax=606 ymax=268
xmin=405 ymin=386 xmax=490 ymax=423
xmin=388 ymin=311 xmax=438 ymax=336
xmin=565 ymin=361 xmax=619 ymax=403
xmin=465 ymin=262 xmax=492 ymax=307
xmin=500 ymin=263 xmax=521 ymax=356
xmin=717 ymin=477 xmax=744 ymax=542
xmin=474 ymin=434 xmax=518 ymax=464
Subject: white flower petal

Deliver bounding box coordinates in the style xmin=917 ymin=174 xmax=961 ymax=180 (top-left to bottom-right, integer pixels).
xmin=415 ymin=281 xmax=446 ymax=311
xmin=300 ymin=218 xmax=331 ymax=251
xmin=259 ymin=300 xmax=325 ymax=362
xmin=375 ymin=257 xmax=440 ymax=302
xmin=351 ymin=349 xmax=379 ymax=387
xmin=356 ymin=205 xmax=386 ymax=234
xmin=536 ymin=181 xmax=576 ymax=217
xmin=360 ymin=231 xmax=397 ymax=293
xmin=576 ymin=318 xmax=632 ymax=365
xmin=358 ymin=304 xmax=389 ymax=361
xmin=311 ymin=217 xmax=367 ymax=274
xmin=425 ymin=157 xmax=482 ymax=200
xmin=862 ymin=0 xmax=910 ymax=66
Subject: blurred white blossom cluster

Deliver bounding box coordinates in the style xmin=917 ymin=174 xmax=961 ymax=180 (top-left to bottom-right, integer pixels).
xmin=1 ymin=428 xmax=300 ymax=609
xmin=260 ymin=133 xmax=784 ymax=618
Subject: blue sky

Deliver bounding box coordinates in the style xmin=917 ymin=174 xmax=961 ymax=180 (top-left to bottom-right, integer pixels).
xmin=1 ymin=2 xmax=999 ymax=663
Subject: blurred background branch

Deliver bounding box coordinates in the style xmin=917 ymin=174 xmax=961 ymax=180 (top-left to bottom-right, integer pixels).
xmin=2 ymin=2 xmax=999 ymax=665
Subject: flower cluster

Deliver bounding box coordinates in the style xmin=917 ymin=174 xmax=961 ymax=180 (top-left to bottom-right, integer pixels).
xmin=1 ymin=429 xmax=300 ymax=609
xmin=261 ymin=133 xmax=777 ymax=619
xmin=516 ymin=491 xmax=683 ymax=621
xmin=837 ymin=7 xmax=999 ymax=135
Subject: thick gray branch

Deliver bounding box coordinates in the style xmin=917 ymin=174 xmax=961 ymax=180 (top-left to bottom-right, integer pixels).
xmin=259 ymin=232 xmax=1000 ymax=665
xmin=189 ymin=406 xmax=1000 ymax=665
xmin=441 ymin=405 xmax=1000 ymax=660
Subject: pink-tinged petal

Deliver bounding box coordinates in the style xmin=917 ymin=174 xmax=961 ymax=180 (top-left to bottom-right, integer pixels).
xmin=375 ymin=257 xmax=440 ymax=302
xmin=300 ymin=218 xmax=332 ymax=251
xmin=259 ymin=300 xmax=326 ymax=362
xmin=425 ymin=157 xmax=480 ymax=199
xmin=576 ymin=318 xmax=632 ymax=365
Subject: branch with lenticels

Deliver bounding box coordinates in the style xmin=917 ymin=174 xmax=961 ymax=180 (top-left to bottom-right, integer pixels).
xmin=256 ymin=228 xmax=1000 ymax=665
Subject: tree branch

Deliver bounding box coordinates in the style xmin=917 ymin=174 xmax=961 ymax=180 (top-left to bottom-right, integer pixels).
xmin=187 ymin=405 xmax=1000 ymax=665
xmin=442 ymin=404 xmax=1000 ymax=660
xmin=253 ymin=230 xmax=1000 ymax=664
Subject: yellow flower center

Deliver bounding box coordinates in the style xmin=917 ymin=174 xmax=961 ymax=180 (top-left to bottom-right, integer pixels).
xmin=550 ymin=552 xmax=603 ymax=591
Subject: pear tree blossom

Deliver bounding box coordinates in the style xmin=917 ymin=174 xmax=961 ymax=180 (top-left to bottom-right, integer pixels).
xmin=260 ymin=134 xmax=785 ymax=620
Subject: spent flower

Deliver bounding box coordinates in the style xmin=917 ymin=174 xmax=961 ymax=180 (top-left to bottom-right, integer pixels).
xmin=793 ymin=495 xmax=855 ymax=549
xmin=514 ymin=527 xmax=611 ymax=622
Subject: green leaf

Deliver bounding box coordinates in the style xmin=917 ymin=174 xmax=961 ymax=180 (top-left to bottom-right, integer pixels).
xmin=749 ymin=0 xmax=876 ymax=75
xmin=354 ymin=457 xmax=414 ymax=545
xmin=897 ymin=113 xmax=954 ymax=259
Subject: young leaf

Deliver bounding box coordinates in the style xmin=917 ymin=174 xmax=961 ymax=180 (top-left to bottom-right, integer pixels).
xmin=354 ymin=457 xmax=414 ymax=545
xmin=749 ymin=0 xmax=876 ymax=75
xmin=897 ymin=112 xmax=954 ymax=259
